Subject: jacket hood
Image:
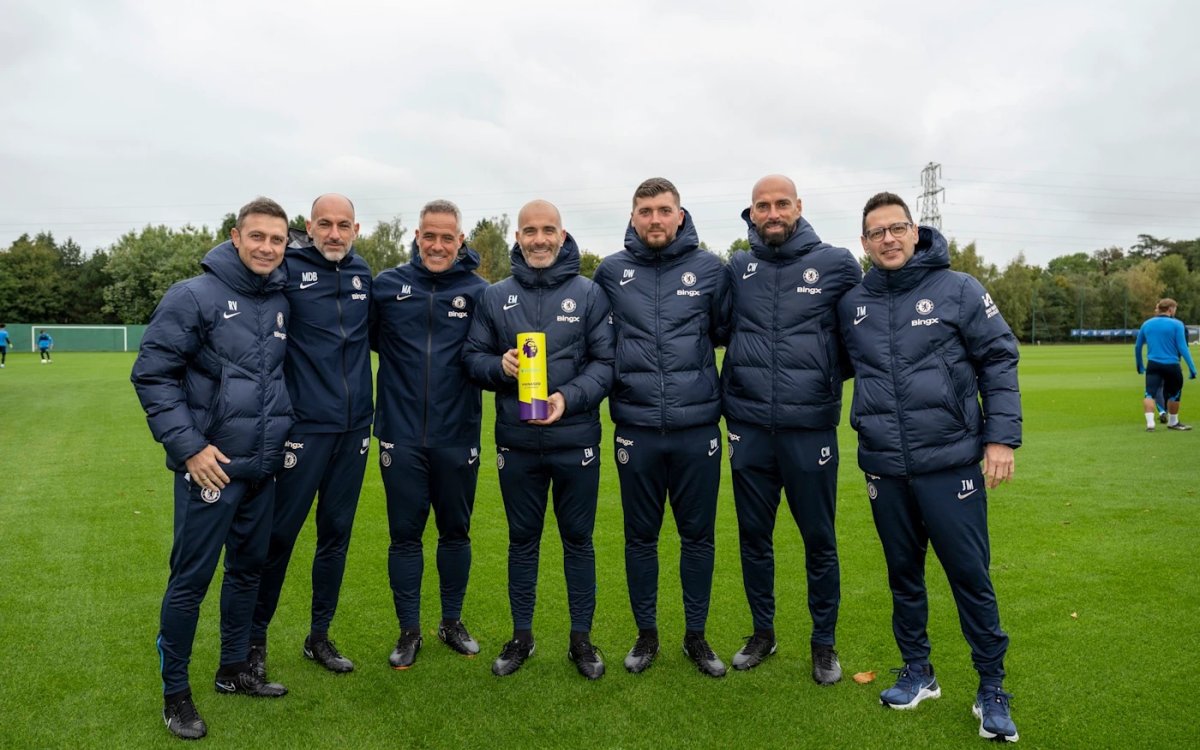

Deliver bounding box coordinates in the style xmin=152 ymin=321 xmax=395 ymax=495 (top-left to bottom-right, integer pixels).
xmin=623 ymin=207 xmax=700 ymax=263
xmin=741 ymin=209 xmax=826 ymax=262
xmin=201 ymin=241 xmax=287 ymax=295
xmin=508 ymin=232 xmax=581 ymax=289
xmin=862 ymin=226 xmax=950 ymax=293
xmin=409 ymin=239 xmax=483 ymax=278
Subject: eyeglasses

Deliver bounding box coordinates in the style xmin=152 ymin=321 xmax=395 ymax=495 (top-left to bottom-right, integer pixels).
xmin=863 ymin=222 xmax=913 ymax=242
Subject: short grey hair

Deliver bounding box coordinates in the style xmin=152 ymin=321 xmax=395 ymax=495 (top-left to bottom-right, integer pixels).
xmin=420 ymin=199 xmax=462 ymax=233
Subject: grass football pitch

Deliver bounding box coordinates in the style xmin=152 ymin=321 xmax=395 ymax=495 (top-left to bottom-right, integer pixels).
xmin=0 ymin=345 xmax=1194 ymax=748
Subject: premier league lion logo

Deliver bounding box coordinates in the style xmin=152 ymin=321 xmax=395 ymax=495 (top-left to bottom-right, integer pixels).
xmin=522 ymin=337 xmax=539 ymax=358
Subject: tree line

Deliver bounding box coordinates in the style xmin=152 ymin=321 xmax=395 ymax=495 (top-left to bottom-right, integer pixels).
xmin=1 ymin=214 xmax=1196 ymax=340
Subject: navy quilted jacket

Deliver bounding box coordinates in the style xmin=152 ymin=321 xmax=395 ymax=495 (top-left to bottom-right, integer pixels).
xmin=593 ymin=211 xmax=728 ymax=430
xmin=722 ymin=212 xmax=862 ymax=430
xmin=132 ymin=242 xmax=293 ymax=479
xmin=836 ymin=227 xmax=1022 ymax=476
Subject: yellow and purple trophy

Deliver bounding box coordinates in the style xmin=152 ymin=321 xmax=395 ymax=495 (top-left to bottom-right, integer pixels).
xmin=517 ymin=331 xmax=548 ymax=421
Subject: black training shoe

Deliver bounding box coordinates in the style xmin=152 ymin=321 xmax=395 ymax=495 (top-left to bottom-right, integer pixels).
xmin=438 ymin=620 xmax=481 ymax=656
xmin=248 ymin=643 xmax=267 ymax=682
xmin=683 ymin=634 xmax=727 ymax=678
xmin=163 ymin=694 xmax=207 ymax=740
xmin=812 ymin=643 xmax=842 ymax=685
xmin=568 ymin=639 xmax=605 ymax=680
xmin=1159 ymin=411 xmax=1169 ymax=424
xmin=213 ymin=669 xmax=287 ymax=697
xmin=623 ymin=634 xmax=660 ymax=673
xmin=492 ymin=638 xmax=535 ymax=676
xmin=731 ymin=632 xmax=776 ymax=671
xmin=304 ymin=636 xmax=354 ymax=673
xmin=389 ymin=630 xmax=423 ymax=670
xmin=1168 ymin=422 xmax=1193 ymax=431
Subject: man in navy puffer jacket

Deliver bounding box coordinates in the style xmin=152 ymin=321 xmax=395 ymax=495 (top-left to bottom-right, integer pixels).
xmin=132 ymin=197 xmax=294 ymax=740
xmin=463 ymin=200 xmax=614 ymax=680
xmin=250 ymin=194 xmax=373 ymax=679
xmin=593 ymin=178 xmax=730 ymax=678
xmin=721 ymin=175 xmax=861 ymax=682
xmin=371 ymin=199 xmax=489 ymax=670
xmin=837 ymin=192 xmax=1021 ymax=743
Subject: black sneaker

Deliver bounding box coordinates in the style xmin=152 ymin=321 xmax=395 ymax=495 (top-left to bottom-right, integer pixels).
xmin=623 ymin=634 xmax=660 ymax=673
xmin=1168 ymin=422 xmax=1193 ymax=431
xmin=568 ymin=639 xmax=605 ymax=680
xmin=248 ymin=643 xmax=267 ymax=682
xmin=731 ymin=632 xmax=776 ymax=671
xmin=683 ymin=634 xmax=727 ymax=678
xmin=492 ymin=638 xmax=535 ymax=676
xmin=1159 ymin=411 xmax=1169 ymax=424
xmin=389 ymin=630 xmax=422 ymax=670
xmin=438 ymin=620 xmax=480 ymax=656
xmin=213 ymin=669 xmax=287 ymax=697
xmin=812 ymin=643 xmax=842 ymax=685
xmin=163 ymin=694 xmax=207 ymax=740
xmin=304 ymin=636 xmax=354 ymax=673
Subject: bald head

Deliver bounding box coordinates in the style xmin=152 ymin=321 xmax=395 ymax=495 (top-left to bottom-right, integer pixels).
xmin=307 ymin=193 xmax=359 ymax=261
xmin=749 ymin=174 xmax=802 ymax=246
xmin=515 ymin=199 xmax=565 ymax=269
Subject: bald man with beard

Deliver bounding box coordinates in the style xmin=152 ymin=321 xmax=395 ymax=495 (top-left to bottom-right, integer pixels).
xmin=250 ymin=194 xmax=374 ymax=681
xmin=720 ymin=175 xmax=861 ymax=682
xmin=464 ymin=200 xmax=615 ymax=679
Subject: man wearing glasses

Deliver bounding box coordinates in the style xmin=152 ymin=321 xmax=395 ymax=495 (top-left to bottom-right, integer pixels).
xmin=837 ymin=192 xmax=1021 ymax=743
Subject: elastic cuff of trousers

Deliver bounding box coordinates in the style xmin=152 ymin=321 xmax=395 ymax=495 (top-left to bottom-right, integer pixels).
xmin=513 ymin=629 xmax=533 ymax=645
xmin=979 ymin=677 xmax=1005 ymax=690
xmin=570 ymin=630 xmax=590 ymax=646
xmin=164 ymin=689 xmax=191 ymax=704
xmin=216 ymin=661 xmax=249 ymax=677
xmin=309 ymin=631 xmax=328 ymax=642
xmin=685 ymin=629 xmax=705 ymax=640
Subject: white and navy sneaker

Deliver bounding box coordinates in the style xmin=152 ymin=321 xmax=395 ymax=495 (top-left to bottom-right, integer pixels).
xmin=879 ymin=663 xmax=940 ymax=709
xmin=973 ymin=686 xmax=1019 ymax=742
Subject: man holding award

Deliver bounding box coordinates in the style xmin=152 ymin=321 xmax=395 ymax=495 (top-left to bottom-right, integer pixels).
xmin=463 ymin=199 xmax=615 ymax=680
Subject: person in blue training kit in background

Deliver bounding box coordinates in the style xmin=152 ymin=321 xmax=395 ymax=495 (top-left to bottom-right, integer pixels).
xmin=37 ymin=329 xmax=53 ymax=362
xmin=131 ymin=197 xmax=294 ymax=741
xmin=249 ymin=194 xmax=373 ymax=680
xmin=837 ymin=192 xmax=1022 ymax=743
xmin=463 ymin=199 xmax=615 ymax=680
xmin=1135 ymin=297 xmax=1196 ymax=431
xmin=371 ymin=199 xmax=489 ymax=670
xmin=593 ymin=177 xmax=730 ymax=678
xmin=720 ymin=175 xmax=861 ymax=682
xmin=0 ymin=323 xmax=9 ymax=367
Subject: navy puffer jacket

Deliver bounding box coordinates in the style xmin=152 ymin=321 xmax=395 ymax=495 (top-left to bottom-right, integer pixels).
xmin=371 ymin=243 xmax=488 ymax=448
xmin=132 ymin=242 xmax=293 ymax=479
xmin=722 ymin=212 xmax=862 ymax=430
xmin=282 ymin=231 xmax=373 ymax=433
xmin=593 ymin=211 xmax=728 ymax=430
xmin=836 ymin=227 xmax=1022 ymax=476
xmin=463 ymin=235 xmax=614 ymax=451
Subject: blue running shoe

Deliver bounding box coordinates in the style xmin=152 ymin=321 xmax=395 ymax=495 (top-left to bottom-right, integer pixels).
xmin=879 ymin=663 xmax=941 ymax=709
xmin=973 ymin=686 xmax=1019 ymax=742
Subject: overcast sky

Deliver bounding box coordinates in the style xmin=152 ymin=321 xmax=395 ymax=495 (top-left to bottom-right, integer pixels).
xmin=2 ymin=0 xmax=1198 ymax=268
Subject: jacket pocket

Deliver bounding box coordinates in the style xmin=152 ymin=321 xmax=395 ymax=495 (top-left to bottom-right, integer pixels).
xmin=202 ymin=366 xmax=229 ymax=436
xmin=933 ymin=353 xmax=968 ymax=430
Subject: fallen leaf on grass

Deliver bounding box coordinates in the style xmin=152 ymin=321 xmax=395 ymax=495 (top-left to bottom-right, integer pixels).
xmin=852 ymin=671 xmax=876 ymax=684
xmin=1070 ymin=612 xmax=1078 ymax=619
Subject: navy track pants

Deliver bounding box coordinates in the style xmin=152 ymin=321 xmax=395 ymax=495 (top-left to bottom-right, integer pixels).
xmin=866 ymin=464 xmax=1009 ymax=686
xmin=728 ymin=424 xmax=840 ymax=644
xmin=251 ymin=428 xmax=369 ymax=642
xmin=613 ymin=424 xmax=721 ymax=633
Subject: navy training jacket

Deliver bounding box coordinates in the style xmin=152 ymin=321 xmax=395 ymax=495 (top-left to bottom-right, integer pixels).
xmin=463 ymin=235 xmax=614 ymax=451
xmin=836 ymin=227 xmax=1022 ymax=476
xmin=722 ymin=212 xmax=862 ymax=430
xmin=282 ymin=230 xmax=373 ymax=433
xmin=593 ymin=210 xmax=728 ymax=430
xmin=370 ymin=243 xmax=489 ymax=448
xmin=131 ymin=241 xmax=294 ymax=479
